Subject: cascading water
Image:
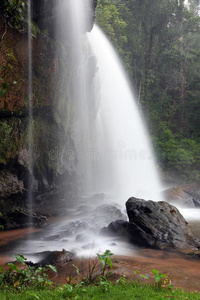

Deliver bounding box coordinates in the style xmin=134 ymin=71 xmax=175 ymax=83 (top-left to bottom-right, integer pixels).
xmin=55 ymin=0 xmax=163 ymax=203
xmin=14 ymin=0 xmax=164 ymax=258
xmin=27 ymin=0 xmax=33 ymax=221
xmin=87 ymin=25 xmax=163 ymax=202
xmin=55 ymin=0 xmax=94 ymax=195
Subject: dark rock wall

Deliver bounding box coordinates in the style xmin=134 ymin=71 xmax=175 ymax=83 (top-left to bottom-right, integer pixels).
xmin=0 ymin=1 xmax=97 ymax=222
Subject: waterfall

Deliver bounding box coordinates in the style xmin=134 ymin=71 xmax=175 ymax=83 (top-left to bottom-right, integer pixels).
xmin=28 ymin=0 xmax=33 ymax=219
xmin=55 ymin=0 xmax=94 ymax=194
xmin=15 ymin=0 xmax=164 ymax=257
xmin=87 ymin=25 xmax=163 ymax=202
xmin=56 ymin=0 xmax=163 ymax=203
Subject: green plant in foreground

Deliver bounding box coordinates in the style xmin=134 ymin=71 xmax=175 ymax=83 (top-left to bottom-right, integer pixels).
xmin=97 ymin=249 xmax=113 ymax=277
xmin=0 ymin=281 xmax=199 ymax=300
xmin=0 ymin=254 xmax=57 ymax=289
xmin=116 ymin=274 xmax=126 ymax=285
xmin=135 ymin=270 xmax=149 ymax=282
xmin=152 ymin=269 xmax=173 ymax=289
xmin=99 ymin=275 xmax=112 ymax=293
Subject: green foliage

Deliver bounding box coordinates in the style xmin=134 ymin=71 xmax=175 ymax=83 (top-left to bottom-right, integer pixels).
xmin=96 ymin=250 xmax=113 ymax=277
xmin=97 ymin=0 xmax=200 ymax=181
xmin=0 ymin=281 xmax=199 ymax=300
xmin=96 ymin=1 xmax=130 ymax=61
xmin=152 ymin=122 xmax=200 ymax=181
xmin=0 ymin=0 xmax=43 ymax=40
xmin=0 ymin=254 xmax=199 ymax=299
xmin=0 ymin=119 xmax=24 ymax=165
xmin=0 ymin=0 xmax=28 ymax=33
xmin=98 ymin=276 xmax=111 ymax=293
xmin=116 ymin=274 xmax=127 ymax=285
xmin=135 ymin=270 xmax=149 ymax=282
xmin=0 ymin=255 xmax=57 ymax=289
xmin=152 ymin=269 xmax=173 ymax=289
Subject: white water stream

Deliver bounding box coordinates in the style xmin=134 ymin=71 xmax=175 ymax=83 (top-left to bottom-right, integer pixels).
xmin=87 ymin=25 xmax=163 ymax=202
xmin=14 ymin=0 xmax=165 ymax=259
xmin=13 ymin=0 xmax=199 ymax=260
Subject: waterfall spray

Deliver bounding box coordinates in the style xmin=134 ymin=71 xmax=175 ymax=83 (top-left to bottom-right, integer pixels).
xmin=15 ymin=0 xmax=164 ymax=257
xmin=87 ymin=25 xmax=163 ymax=203
xmin=28 ymin=0 xmax=33 ymax=220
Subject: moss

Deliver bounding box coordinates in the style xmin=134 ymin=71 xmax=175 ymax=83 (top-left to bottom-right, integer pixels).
xmin=0 ymin=118 xmax=26 ymax=165
xmin=20 ymin=110 xmax=67 ymax=180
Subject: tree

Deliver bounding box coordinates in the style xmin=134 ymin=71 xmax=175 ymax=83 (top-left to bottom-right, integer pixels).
xmin=96 ymin=1 xmax=129 ymax=59
xmin=96 ymin=0 xmax=200 ymax=181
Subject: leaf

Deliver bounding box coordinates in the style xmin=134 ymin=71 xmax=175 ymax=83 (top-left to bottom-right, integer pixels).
xmin=26 ymin=292 xmax=40 ymax=299
xmin=99 ymin=258 xmax=106 ymax=268
xmin=104 ymin=250 xmax=113 ymax=257
xmin=65 ymin=284 xmax=73 ymax=293
xmin=47 ymin=264 xmax=57 ymax=273
xmin=7 ymin=263 xmax=20 ymax=272
xmin=152 ymin=269 xmax=159 ymax=275
xmin=73 ymin=264 xmax=80 ymax=274
xmin=18 ymin=254 xmax=27 ymax=260
xmin=105 ymin=258 xmax=112 ymax=268
xmin=155 ymin=274 xmax=163 ymax=283
xmin=15 ymin=254 xmax=26 ymax=265
xmin=140 ymin=274 xmax=149 ymax=279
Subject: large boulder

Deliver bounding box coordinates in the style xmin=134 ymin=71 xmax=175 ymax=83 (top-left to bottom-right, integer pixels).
xmin=101 ymin=197 xmax=200 ymax=251
xmin=125 ymin=197 xmax=200 ymax=250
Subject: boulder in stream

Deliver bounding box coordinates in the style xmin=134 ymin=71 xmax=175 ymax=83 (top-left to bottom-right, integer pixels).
xmin=126 ymin=197 xmax=200 ymax=250
xmin=101 ymin=197 xmax=200 ymax=252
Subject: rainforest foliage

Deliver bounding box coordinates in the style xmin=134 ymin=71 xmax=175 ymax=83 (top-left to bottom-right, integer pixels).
xmin=1 ymin=0 xmax=200 ymax=182
xmin=96 ymin=0 xmax=200 ymax=182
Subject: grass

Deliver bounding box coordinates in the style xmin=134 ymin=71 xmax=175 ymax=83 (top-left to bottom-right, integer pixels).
xmin=1 ymin=252 xmax=199 ymax=299
xmin=0 ymin=282 xmax=199 ymax=300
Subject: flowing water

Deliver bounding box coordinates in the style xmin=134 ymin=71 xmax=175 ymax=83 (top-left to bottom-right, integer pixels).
xmin=28 ymin=0 xmax=33 ymax=220
xmin=10 ymin=0 xmax=199 ymax=260
xmin=87 ymin=25 xmax=163 ymax=202
xmin=55 ymin=0 xmax=163 ymax=203
xmin=11 ymin=0 xmax=166 ymax=259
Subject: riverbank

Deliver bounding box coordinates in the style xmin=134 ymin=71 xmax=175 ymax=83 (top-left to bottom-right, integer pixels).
xmin=1 ymin=219 xmax=200 ymax=292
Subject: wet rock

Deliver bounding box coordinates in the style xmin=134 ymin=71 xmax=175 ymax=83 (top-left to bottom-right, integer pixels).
xmin=77 ymin=205 xmax=90 ymax=212
xmin=183 ymin=187 xmax=200 ymax=207
xmin=31 ymin=249 xmax=73 ymax=267
xmin=100 ymin=220 xmax=129 ymax=237
xmin=43 ymin=234 xmax=61 ymax=241
xmin=75 ymin=233 xmax=87 ymax=242
xmin=0 ymin=171 xmax=24 ymax=198
xmin=96 ymin=204 xmax=127 ymax=222
xmin=82 ymin=242 xmax=96 ymax=250
xmin=126 ymin=197 xmax=200 ymax=250
xmin=164 ymin=186 xmax=200 ymax=208
xmin=0 ymin=210 xmax=48 ymax=230
xmin=91 ymin=193 xmax=105 ymax=201
xmin=32 ymin=0 xmax=97 ymax=38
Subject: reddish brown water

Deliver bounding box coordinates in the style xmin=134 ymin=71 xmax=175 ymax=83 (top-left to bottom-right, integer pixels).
xmin=0 ymin=228 xmax=200 ymax=292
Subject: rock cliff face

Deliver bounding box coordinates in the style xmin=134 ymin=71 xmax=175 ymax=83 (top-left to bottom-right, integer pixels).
xmin=0 ymin=1 xmax=97 ymax=227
